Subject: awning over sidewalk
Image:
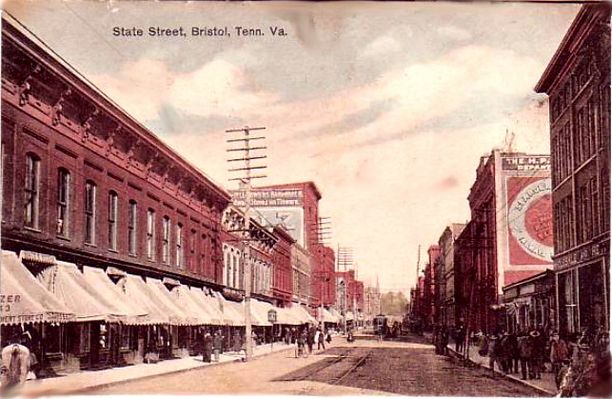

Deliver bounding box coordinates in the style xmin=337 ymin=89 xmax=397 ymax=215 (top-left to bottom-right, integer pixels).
xmin=188 ymin=287 xmax=223 ymax=325
xmin=250 ymin=299 xmax=272 ymax=327
xmin=146 ymin=278 xmax=194 ymax=326
xmin=275 ymin=307 xmax=301 ymax=325
xmin=294 ymin=305 xmax=317 ymax=324
xmin=37 ymin=261 xmax=125 ymax=322
xmin=1 ymin=251 xmax=74 ymax=325
xmin=171 ymin=285 xmax=215 ymax=325
xmin=321 ymin=308 xmax=338 ymax=323
xmin=215 ymin=292 xmax=244 ymax=326
xmin=81 ymin=266 xmax=148 ymax=325
xmin=119 ymin=274 xmax=171 ymax=325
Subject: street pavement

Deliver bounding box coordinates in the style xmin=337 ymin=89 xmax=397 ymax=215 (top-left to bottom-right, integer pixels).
xmin=92 ymin=336 xmax=546 ymax=396
xmin=11 ymin=334 xmax=553 ymax=396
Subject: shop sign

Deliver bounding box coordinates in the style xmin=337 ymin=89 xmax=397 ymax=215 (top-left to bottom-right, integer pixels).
xmin=0 ymin=293 xmax=21 ymax=312
xmin=502 ymin=156 xmax=550 ymax=171
xmin=555 ymin=241 xmax=608 ymax=268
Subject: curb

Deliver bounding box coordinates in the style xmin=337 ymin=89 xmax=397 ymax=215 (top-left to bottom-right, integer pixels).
xmin=446 ymin=347 xmax=556 ymax=396
xmin=27 ymin=346 xmax=296 ymax=396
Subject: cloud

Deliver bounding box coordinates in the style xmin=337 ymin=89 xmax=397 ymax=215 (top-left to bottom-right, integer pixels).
xmin=437 ymin=25 xmax=472 ymax=41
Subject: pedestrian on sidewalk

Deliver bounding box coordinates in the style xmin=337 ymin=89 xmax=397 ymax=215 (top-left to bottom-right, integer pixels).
xmin=314 ymin=328 xmax=321 ymax=350
xmin=306 ymin=328 xmax=314 ymax=354
xmin=213 ymin=331 xmax=222 ymax=362
xmin=455 ymin=322 xmax=466 ymax=354
xmin=550 ymin=331 xmax=569 ymax=389
xmin=326 ymin=330 xmax=332 ymax=344
xmin=499 ymin=331 xmax=511 ymax=373
xmin=487 ymin=332 xmax=501 ymax=376
xmin=517 ymin=330 xmax=534 ymax=380
xmin=232 ymin=330 xmax=242 ymax=353
xmin=529 ymin=328 xmax=543 ymax=379
xmin=317 ymin=328 xmax=326 ymax=350
xmin=202 ymin=332 xmax=213 ymax=363
xmin=440 ymin=326 xmax=449 ymax=356
xmin=296 ymin=330 xmax=306 ymax=358
xmin=507 ymin=331 xmax=519 ymax=374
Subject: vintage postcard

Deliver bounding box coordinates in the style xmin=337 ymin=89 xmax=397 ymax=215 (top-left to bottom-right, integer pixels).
xmin=0 ymin=0 xmax=610 ymax=397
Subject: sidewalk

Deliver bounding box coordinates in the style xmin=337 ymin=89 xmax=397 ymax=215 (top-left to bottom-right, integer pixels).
xmin=446 ymin=342 xmax=557 ymax=396
xmin=16 ymin=342 xmax=296 ymax=396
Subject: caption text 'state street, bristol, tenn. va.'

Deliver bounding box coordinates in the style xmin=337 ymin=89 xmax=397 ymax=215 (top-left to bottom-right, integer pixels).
xmin=112 ymin=25 xmax=288 ymax=38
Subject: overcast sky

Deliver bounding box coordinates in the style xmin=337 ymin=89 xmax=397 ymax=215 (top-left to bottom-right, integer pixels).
xmin=5 ymin=0 xmax=579 ymax=294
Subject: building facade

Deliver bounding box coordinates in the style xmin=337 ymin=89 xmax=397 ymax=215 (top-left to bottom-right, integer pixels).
xmin=535 ymin=4 xmax=610 ymax=336
xmin=457 ymin=150 xmax=554 ymax=334
xmin=437 ymin=223 xmax=466 ymax=327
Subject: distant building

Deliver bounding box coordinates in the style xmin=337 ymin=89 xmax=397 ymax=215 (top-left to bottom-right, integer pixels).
xmin=437 ymin=223 xmax=466 ymax=327
xmin=535 ymin=4 xmax=610 ymax=336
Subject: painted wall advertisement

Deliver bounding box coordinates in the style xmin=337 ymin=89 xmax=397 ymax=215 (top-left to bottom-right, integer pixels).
xmin=506 ymin=176 xmax=554 ymax=265
xmin=231 ymin=188 xmax=305 ymax=246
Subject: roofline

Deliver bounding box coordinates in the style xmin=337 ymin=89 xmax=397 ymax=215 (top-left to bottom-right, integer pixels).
xmin=258 ymin=181 xmax=322 ymax=200
xmin=534 ymin=4 xmax=601 ymax=93
xmin=2 ymin=13 xmax=231 ymax=204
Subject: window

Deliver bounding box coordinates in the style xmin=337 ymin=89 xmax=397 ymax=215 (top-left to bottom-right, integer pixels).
xmin=162 ymin=216 xmax=170 ymax=264
xmin=57 ymin=168 xmax=70 ymax=236
xmin=108 ymin=191 xmax=119 ymax=250
xmin=24 ymin=153 xmax=40 ymax=229
xmin=146 ymin=209 xmax=156 ymax=260
xmin=189 ymin=229 xmax=196 ymax=270
xmin=175 ymin=223 xmax=183 ymax=268
xmin=85 ymin=181 xmax=97 ymax=244
xmin=128 ymin=201 xmax=137 ymax=255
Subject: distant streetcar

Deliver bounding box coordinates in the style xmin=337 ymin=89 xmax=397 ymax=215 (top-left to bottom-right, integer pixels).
xmin=373 ymin=314 xmax=388 ymax=335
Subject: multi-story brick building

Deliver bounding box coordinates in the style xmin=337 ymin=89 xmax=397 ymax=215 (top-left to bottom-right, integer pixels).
xmin=313 ymin=245 xmax=336 ymax=308
xmin=1 ymin=15 xmax=233 ymax=370
xmin=271 ymin=225 xmax=295 ymax=308
xmin=437 ymin=223 xmax=466 ymax=327
xmin=456 ymin=150 xmax=554 ymax=334
xmin=535 ymin=3 xmax=610 ymax=336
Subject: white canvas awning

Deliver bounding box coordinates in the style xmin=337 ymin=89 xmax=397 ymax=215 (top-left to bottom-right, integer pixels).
xmin=37 ymin=261 xmax=124 ymax=322
xmin=1 ymin=251 xmax=74 ymax=325
xmin=82 ymin=266 xmax=148 ymax=325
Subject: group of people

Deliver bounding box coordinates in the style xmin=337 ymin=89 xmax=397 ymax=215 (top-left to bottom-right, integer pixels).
xmin=200 ymin=330 xmax=228 ymax=363
xmin=476 ymin=327 xmax=571 ymax=388
xmin=294 ymin=326 xmax=332 ymax=358
xmin=432 ymin=323 xmax=465 ymax=356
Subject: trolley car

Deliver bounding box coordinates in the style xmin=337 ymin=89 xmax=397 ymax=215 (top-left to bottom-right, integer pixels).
xmin=373 ymin=314 xmax=388 ymax=335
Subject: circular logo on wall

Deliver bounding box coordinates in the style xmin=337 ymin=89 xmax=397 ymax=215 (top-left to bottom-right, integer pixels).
xmin=508 ymin=178 xmax=553 ymax=262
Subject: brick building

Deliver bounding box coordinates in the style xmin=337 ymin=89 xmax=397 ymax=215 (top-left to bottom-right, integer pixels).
xmin=437 ymin=223 xmax=466 ymax=327
xmin=456 ymin=150 xmax=554 ymax=334
xmin=535 ymin=4 xmax=610 ymax=336
xmin=1 ymin=16 xmax=233 ymax=370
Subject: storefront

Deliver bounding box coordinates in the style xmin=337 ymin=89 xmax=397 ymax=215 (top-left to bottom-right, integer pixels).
xmin=556 ymin=257 xmax=609 ymax=338
xmin=502 ymin=270 xmax=555 ymax=334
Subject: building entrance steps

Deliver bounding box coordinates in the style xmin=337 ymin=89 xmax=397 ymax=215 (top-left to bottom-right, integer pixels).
xmin=16 ymin=341 xmax=296 ymax=396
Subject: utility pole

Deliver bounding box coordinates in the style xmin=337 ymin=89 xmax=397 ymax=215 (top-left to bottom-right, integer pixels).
xmin=226 ymin=125 xmax=267 ymax=362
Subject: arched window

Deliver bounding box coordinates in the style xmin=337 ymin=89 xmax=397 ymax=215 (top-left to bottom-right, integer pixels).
xmin=24 ymin=153 xmax=40 ymax=229
xmin=84 ymin=180 xmax=97 ymax=244
xmin=57 ymin=168 xmax=70 ymax=236
xmin=162 ymin=216 xmax=170 ymax=264
xmin=175 ymin=223 xmax=183 ymax=268
xmin=128 ymin=200 xmax=137 ymax=255
xmin=108 ymin=191 xmax=118 ymax=251
xmin=146 ymin=208 xmax=156 ymax=260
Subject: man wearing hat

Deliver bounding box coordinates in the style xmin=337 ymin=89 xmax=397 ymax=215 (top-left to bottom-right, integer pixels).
xmin=529 ymin=328 xmax=543 ymax=379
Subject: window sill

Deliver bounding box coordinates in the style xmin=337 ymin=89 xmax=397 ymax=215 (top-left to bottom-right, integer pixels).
xmin=108 ymin=248 xmax=119 ymax=254
xmin=56 ymin=235 xmax=71 ymax=242
xmin=23 ymin=226 xmax=42 ymax=233
xmin=84 ymin=242 xmax=97 ymax=248
xmin=128 ymin=252 xmax=138 ymax=258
